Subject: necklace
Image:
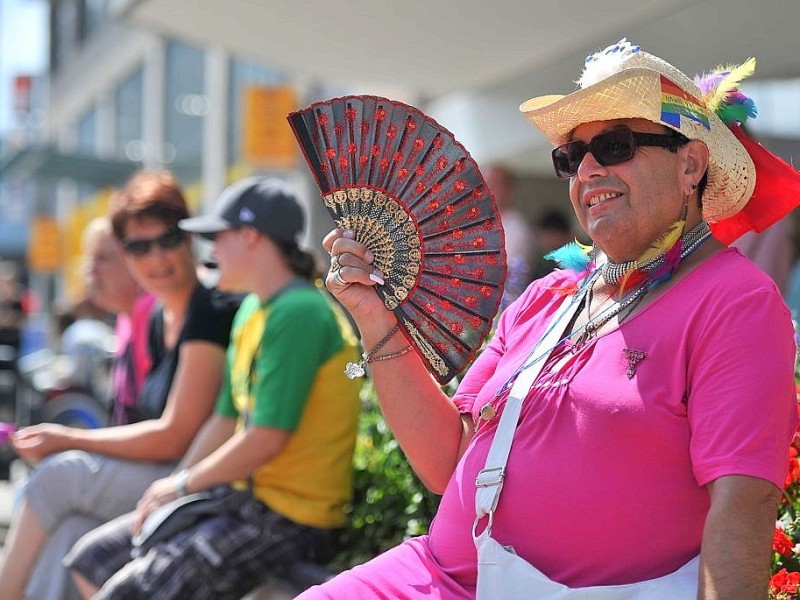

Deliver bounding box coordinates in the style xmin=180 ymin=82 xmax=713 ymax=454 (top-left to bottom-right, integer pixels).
xmin=572 ymin=224 xmax=712 ymax=351
xmin=601 ymin=220 xmax=711 ymax=285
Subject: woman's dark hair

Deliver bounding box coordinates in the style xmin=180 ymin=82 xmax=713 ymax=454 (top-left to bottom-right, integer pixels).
xmin=274 ymin=239 xmax=321 ymax=281
xmin=110 ymin=170 xmax=190 ymax=240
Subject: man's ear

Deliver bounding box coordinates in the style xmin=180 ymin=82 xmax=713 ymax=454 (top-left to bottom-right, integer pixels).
xmin=682 ymin=140 xmax=709 ymax=194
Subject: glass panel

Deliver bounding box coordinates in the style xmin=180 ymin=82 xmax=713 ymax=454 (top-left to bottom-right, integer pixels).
xmin=164 ymin=40 xmax=205 ymax=182
xmin=115 ymin=66 xmax=144 ymax=160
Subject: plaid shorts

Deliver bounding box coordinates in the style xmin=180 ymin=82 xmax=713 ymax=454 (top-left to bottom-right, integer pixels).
xmin=65 ymin=486 xmax=327 ymax=600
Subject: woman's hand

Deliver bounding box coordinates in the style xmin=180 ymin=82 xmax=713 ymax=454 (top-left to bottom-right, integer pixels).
xmin=324 ymin=229 xmax=388 ymax=321
xmin=131 ymin=475 xmax=182 ymax=536
xmin=11 ymin=423 xmax=74 ymax=463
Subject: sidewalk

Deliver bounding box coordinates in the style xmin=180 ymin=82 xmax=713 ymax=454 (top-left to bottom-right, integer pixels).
xmin=0 ymin=473 xmax=15 ymax=546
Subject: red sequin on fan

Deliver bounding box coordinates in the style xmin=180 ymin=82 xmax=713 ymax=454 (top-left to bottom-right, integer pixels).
xmin=393 ymin=152 xmax=403 ymax=162
xmin=428 ymin=200 xmax=440 ymax=210
xmin=398 ymin=168 xmax=408 ymax=178
xmin=348 ymin=143 xmax=357 ymax=154
xmin=339 ymin=157 xmax=349 ymax=168
xmin=465 ymin=296 xmax=478 ymax=308
xmin=440 ymin=299 xmax=452 ymax=310
xmin=414 ymin=182 xmax=426 ymax=194
xmin=345 ymin=108 xmax=357 ymax=121
xmin=454 ymin=180 xmax=466 ymax=192
xmin=386 ymin=125 xmax=398 ymax=138
xmin=436 ymin=156 xmax=449 ymax=170
xmin=326 ymin=148 xmax=336 ymax=159
xmin=482 ymin=221 xmax=495 ymax=231
xmin=321 ymin=163 xmax=329 ymax=174
xmin=443 ymin=242 xmax=454 ymax=252
xmin=380 ymin=158 xmax=390 ymax=170
xmin=433 ymin=137 xmax=444 ymax=149
xmin=469 ymin=316 xmax=482 ymax=329
xmin=414 ymin=165 xmax=425 ymax=176
xmin=359 ymin=155 xmax=368 ymax=166
xmin=480 ymin=286 xmax=493 ymax=297
xmin=473 ymin=268 xmax=485 ymax=279
xmin=371 ymin=144 xmax=381 ymax=156
xmin=454 ymin=254 xmax=466 ymax=265
xmin=450 ymin=322 xmax=464 ymax=335
xmin=450 ymin=278 xmax=461 ymax=288
xmin=376 ymin=108 xmax=386 ymax=121
xmin=425 ymin=302 xmax=436 ymax=313
xmin=361 ymin=122 xmax=370 ymax=133
xmin=406 ymin=119 xmax=417 ymax=131
xmin=445 ymin=205 xmax=455 ymax=215
xmin=438 ymin=221 xmax=449 ymax=231
xmin=334 ymin=124 xmax=343 ymax=137
xmin=486 ymin=254 xmax=498 ymax=265
xmin=468 ymin=207 xmax=479 ymax=219
xmin=454 ymin=159 xmax=465 ymax=172
xmin=317 ymin=113 xmax=329 ymax=126
xmin=431 ymin=182 xmax=442 ymax=193
xmin=473 ymin=237 xmax=486 ymax=249
xmin=453 ymin=229 xmax=463 ymax=239
xmin=443 ymin=265 xmax=453 ymax=275
xmin=436 ymin=342 xmax=449 ymax=353
xmin=413 ymin=137 xmax=425 ymax=151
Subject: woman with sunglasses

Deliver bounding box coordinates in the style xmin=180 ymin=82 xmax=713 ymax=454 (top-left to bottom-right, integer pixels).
xmin=0 ymin=170 xmax=241 ymax=600
xmin=301 ymin=41 xmax=800 ymax=599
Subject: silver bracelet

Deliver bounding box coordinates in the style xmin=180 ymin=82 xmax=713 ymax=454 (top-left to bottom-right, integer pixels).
xmin=173 ymin=469 xmax=190 ymax=497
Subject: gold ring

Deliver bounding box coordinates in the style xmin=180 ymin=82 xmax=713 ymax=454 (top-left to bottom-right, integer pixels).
xmin=329 ymin=255 xmax=341 ymax=273
xmin=334 ymin=271 xmax=348 ymax=286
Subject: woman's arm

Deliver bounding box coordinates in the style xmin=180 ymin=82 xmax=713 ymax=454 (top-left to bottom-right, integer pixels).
xmin=13 ymin=340 xmax=226 ymax=463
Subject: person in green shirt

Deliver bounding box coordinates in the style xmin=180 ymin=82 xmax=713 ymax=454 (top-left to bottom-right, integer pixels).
xmin=67 ymin=178 xmax=362 ymax=600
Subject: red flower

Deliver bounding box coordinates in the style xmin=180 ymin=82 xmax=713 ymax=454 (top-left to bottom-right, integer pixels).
xmin=770 ymin=568 xmax=800 ymax=596
xmin=773 ymin=527 xmax=795 ymax=557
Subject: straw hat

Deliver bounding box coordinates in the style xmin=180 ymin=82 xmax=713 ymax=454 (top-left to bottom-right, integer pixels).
xmin=520 ymin=40 xmax=756 ymax=222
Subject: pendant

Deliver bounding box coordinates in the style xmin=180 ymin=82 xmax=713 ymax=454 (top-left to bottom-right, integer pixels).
xmin=344 ymin=361 xmax=366 ymax=379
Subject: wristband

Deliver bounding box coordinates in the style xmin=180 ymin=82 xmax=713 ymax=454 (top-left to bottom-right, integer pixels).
xmin=173 ymin=469 xmax=190 ymax=497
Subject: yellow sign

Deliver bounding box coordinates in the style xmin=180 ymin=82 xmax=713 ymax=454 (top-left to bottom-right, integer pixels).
xmin=242 ymin=86 xmax=298 ymax=169
xmin=28 ymin=217 xmax=62 ymax=272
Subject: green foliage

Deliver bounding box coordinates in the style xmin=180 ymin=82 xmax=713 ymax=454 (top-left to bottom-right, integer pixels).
xmin=330 ymin=381 xmax=440 ymax=571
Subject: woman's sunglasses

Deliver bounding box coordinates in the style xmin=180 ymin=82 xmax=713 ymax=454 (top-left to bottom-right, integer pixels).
xmin=551 ymin=127 xmax=687 ymax=178
xmin=121 ymin=227 xmax=187 ymax=257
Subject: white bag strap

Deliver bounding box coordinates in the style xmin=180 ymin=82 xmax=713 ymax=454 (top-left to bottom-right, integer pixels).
xmin=474 ymin=290 xmax=586 ymax=521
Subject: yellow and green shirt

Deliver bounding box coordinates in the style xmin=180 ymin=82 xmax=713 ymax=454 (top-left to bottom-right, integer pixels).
xmin=215 ymin=279 xmax=362 ymax=528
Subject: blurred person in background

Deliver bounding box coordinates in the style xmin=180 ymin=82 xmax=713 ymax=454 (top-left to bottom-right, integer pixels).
xmin=67 ymin=178 xmax=362 ymax=600
xmin=80 ymin=216 xmax=156 ymax=426
xmin=732 ymin=216 xmax=793 ymax=295
xmin=484 ymin=164 xmax=536 ymax=309
xmin=530 ymin=208 xmax=575 ymax=281
xmin=0 ymin=171 xmax=241 ymax=600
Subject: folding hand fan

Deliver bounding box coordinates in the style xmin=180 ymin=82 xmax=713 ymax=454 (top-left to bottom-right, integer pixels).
xmin=288 ymin=95 xmax=506 ymax=384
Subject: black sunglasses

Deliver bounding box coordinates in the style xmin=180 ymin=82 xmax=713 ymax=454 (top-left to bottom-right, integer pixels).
xmin=552 ymin=128 xmax=687 ymax=178
xmin=121 ymin=227 xmax=187 ymax=257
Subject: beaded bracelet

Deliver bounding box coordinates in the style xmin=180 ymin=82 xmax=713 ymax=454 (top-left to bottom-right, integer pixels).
xmin=369 ymin=344 xmax=413 ymax=363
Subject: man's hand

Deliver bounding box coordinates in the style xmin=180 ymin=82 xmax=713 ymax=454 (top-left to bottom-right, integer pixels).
xmin=131 ymin=474 xmax=184 ymax=537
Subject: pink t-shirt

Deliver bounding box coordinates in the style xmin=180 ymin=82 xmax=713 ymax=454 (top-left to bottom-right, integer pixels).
xmin=305 ymin=248 xmax=797 ymax=599
xmin=111 ymin=293 xmax=156 ymax=425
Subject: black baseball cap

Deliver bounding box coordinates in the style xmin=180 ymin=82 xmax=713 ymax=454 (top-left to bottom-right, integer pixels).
xmin=179 ymin=177 xmax=304 ymax=243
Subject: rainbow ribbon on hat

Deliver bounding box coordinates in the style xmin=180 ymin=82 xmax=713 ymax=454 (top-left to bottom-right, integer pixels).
xmin=660 ymin=76 xmax=711 ymax=131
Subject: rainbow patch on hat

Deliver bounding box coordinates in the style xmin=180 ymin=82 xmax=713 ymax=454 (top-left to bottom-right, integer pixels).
xmin=660 ymin=75 xmax=710 ymax=131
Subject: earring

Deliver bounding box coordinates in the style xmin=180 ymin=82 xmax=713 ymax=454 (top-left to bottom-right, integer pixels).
xmin=690 ymin=183 xmax=697 ymax=190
